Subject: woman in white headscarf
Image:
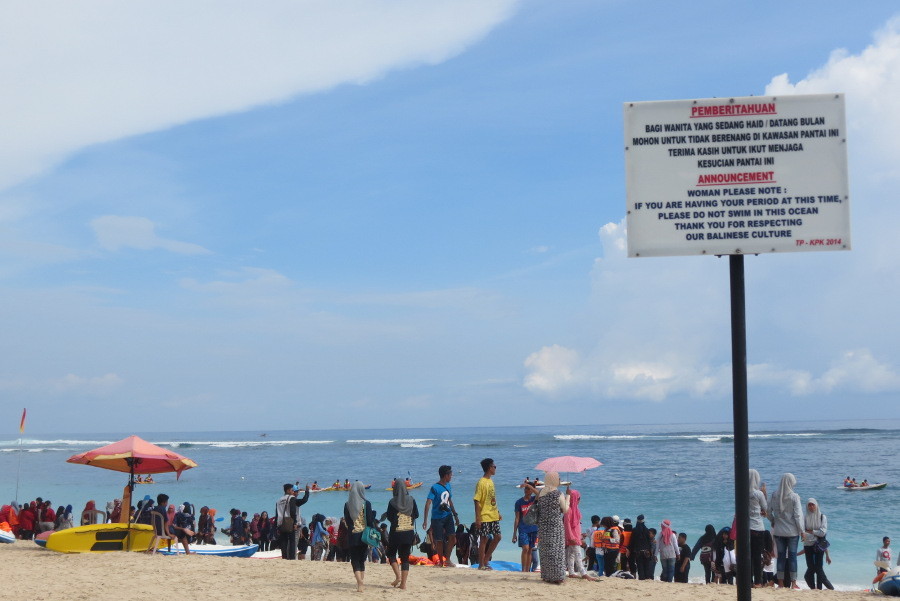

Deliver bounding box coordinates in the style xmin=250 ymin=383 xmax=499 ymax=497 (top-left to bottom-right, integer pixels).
xmin=343 ymin=481 xmax=375 ymax=593
xmin=658 ymin=519 xmax=678 ymax=582
xmin=749 ymin=469 xmax=769 ymax=587
xmin=767 ymin=473 xmax=804 ymax=588
xmin=527 ymin=471 xmax=568 ymax=584
xmin=802 ymin=498 xmax=833 ymax=590
xmin=383 ymin=479 xmax=420 ymax=590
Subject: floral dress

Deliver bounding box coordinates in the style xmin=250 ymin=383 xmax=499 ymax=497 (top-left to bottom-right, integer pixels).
xmin=537 ymin=489 xmax=565 ymax=582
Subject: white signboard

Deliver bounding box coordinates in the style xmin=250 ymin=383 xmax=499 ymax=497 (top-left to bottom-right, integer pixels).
xmin=624 ymin=94 xmax=851 ymax=257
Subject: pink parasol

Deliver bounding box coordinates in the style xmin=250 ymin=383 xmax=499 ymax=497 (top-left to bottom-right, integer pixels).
xmin=534 ymin=456 xmax=602 ymax=474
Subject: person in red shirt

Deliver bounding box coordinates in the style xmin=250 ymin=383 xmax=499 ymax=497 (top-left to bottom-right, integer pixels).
xmin=18 ymin=504 xmax=36 ymax=540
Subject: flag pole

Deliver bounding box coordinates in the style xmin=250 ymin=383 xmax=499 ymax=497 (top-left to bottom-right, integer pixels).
xmin=15 ymin=408 xmax=26 ymax=505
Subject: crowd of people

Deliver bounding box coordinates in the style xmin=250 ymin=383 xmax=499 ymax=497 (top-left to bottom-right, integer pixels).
xmin=0 ymin=463 xmax=845 ymax=592
xmin=0 ymin=497 xmax=120 ymax=539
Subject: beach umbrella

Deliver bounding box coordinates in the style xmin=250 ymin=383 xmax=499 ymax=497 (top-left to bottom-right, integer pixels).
xmin=67 ymin=436 xmax=198 ymax=525
xmin=534 ymin=455 xmax=602 ymax=474
xmin=67 ymin=435 xmax=197 ymax=477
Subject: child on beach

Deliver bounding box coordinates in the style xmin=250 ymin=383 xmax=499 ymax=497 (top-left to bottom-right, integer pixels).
xmin=675 ymin=532 xmax=692 ymax=583
xmin=762 ymin=529 xmax=776 ymax=586
xmin=877 ymin=537 xmax=893 ymax=575
xmin=587 ymin=515 xmax=601 ymax=573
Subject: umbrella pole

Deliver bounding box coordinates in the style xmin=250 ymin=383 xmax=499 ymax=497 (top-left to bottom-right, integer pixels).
xmin=126 ymin=459 xmax=135 ymax=551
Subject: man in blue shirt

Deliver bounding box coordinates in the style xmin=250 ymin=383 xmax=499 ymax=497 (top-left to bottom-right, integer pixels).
xmin=512 ymin=487 xmax=538 ymax=571
xmin=422 ymin=465 xmax=459 ymax=567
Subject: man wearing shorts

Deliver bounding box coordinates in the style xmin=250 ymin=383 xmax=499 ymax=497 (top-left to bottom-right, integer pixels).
xmin=423 ymin=465 xmax=458 ymax=567
xmin=512 ymin=486 xmax=538 ymax=572
xmin=473 ymin=457 xmax=502 ymax=569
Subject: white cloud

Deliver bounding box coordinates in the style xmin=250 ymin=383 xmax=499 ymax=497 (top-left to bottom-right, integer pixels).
xmin=91 ymin=215 xmax=211 ymax=255
xmin=523 ymin=342 xmax=730 ymax=402
xmin=0 ymin=0 xmax=520 ymax=192
xmin=750 ymin=349 xmax=900 ymax=395
xmin=766 ymin=17 xmax=900 ymax=176
xmin=523 ymin=344 xmax=581 ymax=396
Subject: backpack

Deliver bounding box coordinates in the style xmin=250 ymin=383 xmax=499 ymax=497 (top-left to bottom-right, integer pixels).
xmin=700 ymin=545 xmax=712 ymax=563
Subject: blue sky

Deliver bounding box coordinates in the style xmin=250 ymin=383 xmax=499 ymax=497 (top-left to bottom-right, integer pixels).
xmin=3 ymin=1 xmax=900 ymax=434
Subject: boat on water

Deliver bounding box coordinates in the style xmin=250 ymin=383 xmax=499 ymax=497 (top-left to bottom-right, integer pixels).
xmin=310 ymin=484 xmax=372 ymax=493
xmin=383 ymin=482 xmax=423 ymax=491
xmin=159 ymin=543 xmax=258 ymax=557
xmin=837 ymin=482 xmax=887 ymax=491
xmin=516 ymin=481 xmax=570 ymax=489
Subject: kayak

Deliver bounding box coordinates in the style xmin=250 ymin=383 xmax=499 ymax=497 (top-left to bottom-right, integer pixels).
xmin=0 ymin=530 xmax=14 ymax=544
xmin=311 ymin=484 xmax=372 ymax=493
xmin=516 ymin=481 xmax=571 ymax=489
xmin=384 ymin=482 xmax=423 ymax=491
xmin=158 ymin=543 xmax=258 ymax=557
xmin=837 ymin=483 xmax=887 ymax=491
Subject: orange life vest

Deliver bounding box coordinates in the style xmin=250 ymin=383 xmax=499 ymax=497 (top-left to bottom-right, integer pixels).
xmin=592 ymin=528 xmax=606 ymax=548
xmin=620 ymin=530 xmax=632 ymax=552
xmin=602 ymin=526 xmax=621 ymax=550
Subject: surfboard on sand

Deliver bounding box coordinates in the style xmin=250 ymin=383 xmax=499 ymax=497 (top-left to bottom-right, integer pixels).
xmin=44 ymin=523 xmax=163 ymax=553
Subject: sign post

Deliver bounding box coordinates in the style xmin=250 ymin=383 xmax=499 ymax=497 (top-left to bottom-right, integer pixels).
xmin=624 ymin=94 xmax=850 ymax=601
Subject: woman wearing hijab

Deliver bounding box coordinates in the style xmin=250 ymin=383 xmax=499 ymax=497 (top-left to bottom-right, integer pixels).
xmin=691 ymin=524 xmax=717 ymax=583
xmin=658 ymin=519 xmax=678 ymax=582
xmin=80 ymin=500 xmax=97 ymax=526
xmin=310 ymin=513 xmax=328 ymax=560
xmin=563 ymin=488 xmax=596 ymax=580
xmin=802 ymin=498 xmax=833 ymax=590
xmin=249 ymin=513 xmax=261 ymax=546
xmin=383 ymin=479 xmax=420 ymax=590
xmin=768 ymin=472 xmax=804 ymax=589
xmin=39 ymin=502 xmax=56 ymax=532
xmin=712 ymin=527 xmax=735 ymax=583
xmin=197 ymin=506 xmax=215 ymax=545
xmin=749 ymin=469 xmax=769 ymax=587
xmin=528 ymin=471 xmax=568 ymax=584
xmin=109 ymin=499 xmax=122 ymax=524
xmin=344 ymin=481 xmax=376 ymax=593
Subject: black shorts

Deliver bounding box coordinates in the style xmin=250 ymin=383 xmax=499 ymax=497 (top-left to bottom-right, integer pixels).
xmin=430 ymin=515 xmax=455 ymax=542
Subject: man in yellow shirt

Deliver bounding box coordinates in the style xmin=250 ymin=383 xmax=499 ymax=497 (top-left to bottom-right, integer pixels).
xmin=473 ymin=458 xmax=502 ymax=569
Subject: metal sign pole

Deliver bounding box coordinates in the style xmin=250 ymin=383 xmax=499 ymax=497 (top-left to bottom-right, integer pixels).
xmin=730 ymin=254 xmax=751 ymax=601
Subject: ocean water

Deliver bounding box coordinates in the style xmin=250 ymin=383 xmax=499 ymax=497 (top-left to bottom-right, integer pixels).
xmin=2 ymin=419 xmax=898 ymax=589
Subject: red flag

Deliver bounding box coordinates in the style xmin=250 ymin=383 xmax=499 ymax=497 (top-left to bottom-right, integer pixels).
xmin=19 ymin=408 xmax=26 ymax=434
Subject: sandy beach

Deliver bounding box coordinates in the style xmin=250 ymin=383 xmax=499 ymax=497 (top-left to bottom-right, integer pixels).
xmin=5 ymin=543 xmax=861 ymax=601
